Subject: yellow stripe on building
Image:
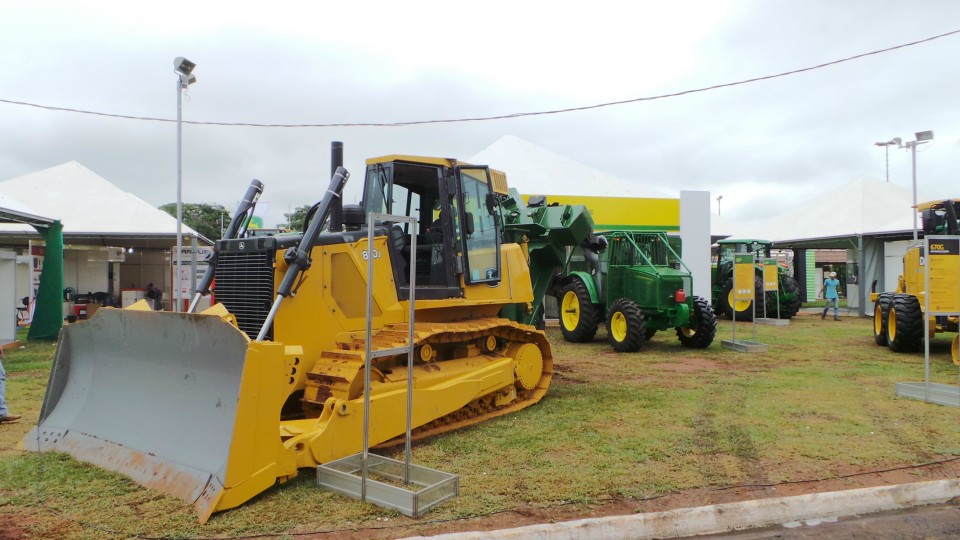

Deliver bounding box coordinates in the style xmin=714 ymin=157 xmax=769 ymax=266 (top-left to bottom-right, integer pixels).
xmin=525 ymin=195 xmax=680 ymax=232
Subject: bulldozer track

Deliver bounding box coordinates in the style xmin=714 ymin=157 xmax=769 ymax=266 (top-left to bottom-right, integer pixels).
xmin=304 ymin=317 xmax=553 ymax=445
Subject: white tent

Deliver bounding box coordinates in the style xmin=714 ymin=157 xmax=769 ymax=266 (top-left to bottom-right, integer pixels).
xmin=0 ymin=161 xmax=204 ymax=244
xmin=764 ymin=178 xmax=913 ymax=242
xmin=469 ymin=135 xmax=672 ymax=199
xmin=760 ymin=177 xmax=916 ymax=317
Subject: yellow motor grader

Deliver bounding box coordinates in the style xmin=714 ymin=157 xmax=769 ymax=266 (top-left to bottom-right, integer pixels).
xmin=24 ymin=151 xmax=594 ymax=522
xmin=871 ymin=198 xmax=960 ymax=364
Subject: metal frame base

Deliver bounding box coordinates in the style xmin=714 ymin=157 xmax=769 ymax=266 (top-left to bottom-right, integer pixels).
xmin=721 ymin=339 xmax=769 ymax=353
xmin=895 ymin=382 xmax=960 ymax=408
xmin=755 ymin=318 xmax=790 ymax=326
xmin=318 ymin=453 xmax=460 ymax=517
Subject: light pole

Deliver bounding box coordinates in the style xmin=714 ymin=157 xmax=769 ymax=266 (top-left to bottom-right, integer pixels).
xmin=716 ymin=195 xmax=723 ymax=216
xmin=874 ymin=138 xmax=900 ymax=183
xmin=897 ymin=130 xmax=934 ymax=241
xmin=174 ymin=57 xmax=197 ymax=312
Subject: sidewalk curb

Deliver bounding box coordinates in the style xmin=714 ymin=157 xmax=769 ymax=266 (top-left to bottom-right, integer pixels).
xmin=402 ymin=478 xmax=960 ymax=539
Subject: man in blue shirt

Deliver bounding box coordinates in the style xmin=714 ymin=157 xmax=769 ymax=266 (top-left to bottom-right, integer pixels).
xmin=820 ymin=271 xmax=841 ymax=321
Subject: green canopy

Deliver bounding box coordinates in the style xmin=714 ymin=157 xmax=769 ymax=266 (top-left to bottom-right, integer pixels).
xmin=27 ymin=220 xmax=64 ymax=340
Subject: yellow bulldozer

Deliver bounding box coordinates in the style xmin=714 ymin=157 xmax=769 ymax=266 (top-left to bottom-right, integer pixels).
xmin=24 ymin=149 xmax=594 ymax=522
xmin=871 ymin=198 xmax=960 ymax=364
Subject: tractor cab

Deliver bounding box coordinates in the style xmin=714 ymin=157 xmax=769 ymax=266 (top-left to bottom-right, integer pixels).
xmin=714 ymin=239 xmax=772 ymax=282
xmin=360 ymin=156 xmax=504 ymax=300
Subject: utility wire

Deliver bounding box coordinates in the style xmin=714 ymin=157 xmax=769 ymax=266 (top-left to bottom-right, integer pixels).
xmin=1 ymin=28 xmax=958 ymax=128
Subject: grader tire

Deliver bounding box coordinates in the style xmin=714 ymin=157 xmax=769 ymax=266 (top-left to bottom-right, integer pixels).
xmin=559 ymin=278 xmax=600 ymax=343
xmin=606 ymin=298 xmax=646 ymax=353
xmin=887 ymin=294 xmax=923 ymax=353
xmin=873 ymin=293 xmax=893 ymax=346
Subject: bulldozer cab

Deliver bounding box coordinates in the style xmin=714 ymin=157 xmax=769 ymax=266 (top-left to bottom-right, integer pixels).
xmin=362 ymin=157 xmax=503 ymax=300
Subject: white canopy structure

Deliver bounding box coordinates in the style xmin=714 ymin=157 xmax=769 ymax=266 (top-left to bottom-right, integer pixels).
xmin=0 ymin=161 xmax=205 ymax=246
xmin=764 ymin=178 xmax=913 ymax=243
xmin=760 ymin=177 xmax=916 ymax=317
xmin=469 ymin=135 xmax=672 ymax=199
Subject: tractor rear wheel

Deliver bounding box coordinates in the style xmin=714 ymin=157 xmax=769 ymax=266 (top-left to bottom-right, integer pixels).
xmin=873 ymin=292 xmax=893 ymax=346
xmin=677 ymin=296 xmax=717 ymax=348
xmin=559 ymin=278 xmax=599 ymax=343
xmin=644 ymin=328 xmax=658 ymax=340
xmin=775 ymin=275 xmax=803 ymax=319
xmin=606 ymin=298 xmax=645 ymax=352
xmin=887 ymin=294 xmax=923 ymax=352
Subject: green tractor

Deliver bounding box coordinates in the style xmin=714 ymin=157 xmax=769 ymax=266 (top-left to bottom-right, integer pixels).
xmin=712 ymin=238 xmax=802 ymax=321
xmin=553 ymin=230 xmax=717 ymax=352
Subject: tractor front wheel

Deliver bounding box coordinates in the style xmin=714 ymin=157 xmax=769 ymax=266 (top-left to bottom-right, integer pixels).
xmin=873 ymin=293 xmax=893 ymax=346
xmin=606 ymin=298 xmax=645 ymax=353
xmin=559 ymin=278 xmax=600 ymax=343
xmin=677 ymin=296 xmax=718 ymax=348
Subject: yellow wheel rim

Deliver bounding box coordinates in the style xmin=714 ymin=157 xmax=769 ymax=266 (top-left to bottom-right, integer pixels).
xmin=561 ymin=290 xmax=580 ymax=331
xmin=952 ymin=335 xmax=959 ymax=366
xmin=727 ymin=289 xmax=750 ymax=312
xmin=681 ymin=326 xmax=695 ymax=338
xmin=874 ymin=303 xmax=883 ymax=335
xmin=888 ymin=308 xmax=897 ymax=342
xmin=611 ymin=311 xmax=627 ymax=342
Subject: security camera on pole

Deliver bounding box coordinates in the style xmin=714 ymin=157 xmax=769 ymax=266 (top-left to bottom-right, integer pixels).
xmin=174 ymin=57 xmax=196 ymax=312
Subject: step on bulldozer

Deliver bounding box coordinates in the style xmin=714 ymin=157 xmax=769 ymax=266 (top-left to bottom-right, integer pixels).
xmin=23 ymin=150 xmax=593 ymax=522
xmin=712 ymin=238 xmax=802 ymax=321
xmin=871 ymin=198 xmax=960 ymax=363
xmin=553 ymin=230 xmax=717 ymax=352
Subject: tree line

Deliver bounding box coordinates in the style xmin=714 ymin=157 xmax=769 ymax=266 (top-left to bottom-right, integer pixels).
xmin=159 ymin=203 xmax=312 ymax=240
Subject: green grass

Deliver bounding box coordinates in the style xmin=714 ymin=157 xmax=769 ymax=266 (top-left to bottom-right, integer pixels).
xmin=1 ymin=317 xmax=959 ymax=538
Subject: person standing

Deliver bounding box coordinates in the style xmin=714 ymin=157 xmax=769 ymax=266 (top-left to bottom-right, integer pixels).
xmin=820 ymin=271 xmax=841 ymax=321
xmin=145 ymin=283 xmax=162 ymax=310
xmin=0 ymin=351 xmax=20 ymax=424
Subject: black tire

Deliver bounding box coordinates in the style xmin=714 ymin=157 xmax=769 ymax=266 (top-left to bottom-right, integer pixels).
xmin=606 ymin=298 xmax=645 ymax=353
xmin=873 ymin=292 xmax=893 ymax=346
xmin=676 ymin=296 xmax=717 ymax=348
xmin=717 ymin=276 xmax=761 ymax=321
xmin=775 ymin=275 xmax=803 ymax=319
xmin=559 ymin=278 xmax=600 ymax=343
xmin=887 ymin=294 xmax=923 ymax=352
xmin=644 ymin=328 xmax=658 ymax=340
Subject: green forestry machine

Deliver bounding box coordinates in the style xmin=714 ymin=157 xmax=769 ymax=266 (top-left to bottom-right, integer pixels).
xmin=712 ymin=238 xmax=802 ymax=321
xmin=553 ymin=230 xmax=717 ymax=352
xmin=871 ymin=199 xmax=960 ymax=364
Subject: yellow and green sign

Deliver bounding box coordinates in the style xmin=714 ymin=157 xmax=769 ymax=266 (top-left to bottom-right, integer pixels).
xmin=734 ymin=253 xmax=755 ymax=301
xmin=763 ymin=258 xmax=779 ymax=292
xmin=928 ymin=237 xmax=960 ymax=314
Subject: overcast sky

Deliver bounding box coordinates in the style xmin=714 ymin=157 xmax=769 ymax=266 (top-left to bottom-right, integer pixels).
xmin=2 ymin=1 xmax=959 ymax=229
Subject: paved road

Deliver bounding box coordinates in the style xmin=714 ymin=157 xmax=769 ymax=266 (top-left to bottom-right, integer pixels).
xmin=696 ymin=502 xmax=960 ymax=539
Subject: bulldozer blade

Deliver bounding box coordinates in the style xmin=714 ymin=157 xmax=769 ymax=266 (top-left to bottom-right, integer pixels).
xmin=22 ymin=308 xmax=251 ymax=522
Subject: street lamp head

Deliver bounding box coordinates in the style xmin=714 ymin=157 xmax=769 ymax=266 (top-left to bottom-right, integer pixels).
xmin=174 ymin=57 xmax=196 ymax=77
xmin=891 ymin=137 xmax=902 ymax=147
xmin=915 ymin=130 xmax=934 ymax=142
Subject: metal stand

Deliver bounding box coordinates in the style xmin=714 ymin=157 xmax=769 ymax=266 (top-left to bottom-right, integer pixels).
xmin=317 ymin=212 xmax=459 ymax=516
xmin=722 ymin=254 xmax=769 ymax=352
